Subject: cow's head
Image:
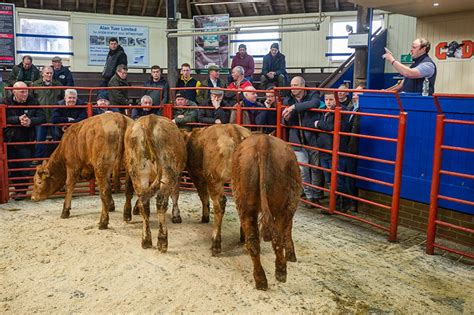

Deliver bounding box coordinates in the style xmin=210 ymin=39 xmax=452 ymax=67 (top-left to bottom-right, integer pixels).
xmin=31 ymin=161 xmax=63 ymax=201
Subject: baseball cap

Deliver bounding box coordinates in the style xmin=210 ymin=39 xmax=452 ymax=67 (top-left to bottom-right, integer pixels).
xmin=175 ymin=91 xmax=187 ymax=99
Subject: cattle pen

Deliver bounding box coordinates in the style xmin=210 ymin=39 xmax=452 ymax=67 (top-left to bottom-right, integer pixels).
xmin=1 ymin=193 xmax=473 ymax=313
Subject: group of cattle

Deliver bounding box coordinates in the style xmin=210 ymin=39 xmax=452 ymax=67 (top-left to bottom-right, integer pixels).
xmin=30 ymin=113 xmax=302 ymax=291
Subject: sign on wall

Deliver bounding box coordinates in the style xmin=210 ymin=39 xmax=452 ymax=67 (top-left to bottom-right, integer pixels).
xmin=0 ymin=3 xmax=16 ymax=67
xmin=194 ymin=15 xmax=229 ymax=69
xmin=435 ymin=40 xmax=473 ymax=60
xmin=87 ymin=23 xmax=149 ymax=67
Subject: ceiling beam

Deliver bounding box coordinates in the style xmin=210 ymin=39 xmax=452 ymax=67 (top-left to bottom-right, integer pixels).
xmin=23 ymin=0 xmax=28 ymax=8
xmin=127 ymin=0 xmax=132 ymax=15
xmin=76 ymin=0 xmax=80 ymax=10
xmin=195 ymin=4 xmax=202 ymax=15
xmin=93 ymin=0 xmax=97 ymax=12
xmin=283 ymin=0 xmax=289 ymax=13
xmin=267 ymin=2 xmax=274 ymax=14
xmin=237 ymin=3 xmax=244 ymax=16
xmin=58 ymin=0 xmax=62 ymax=10
xmin=251 ymin=3 xmax=259 ymax=15
xmin=141 ymin=0 xmax=148 ymax=15
xmin=335 ymin=0 xmax=340 ymax=11
xmin=186 ymin=0 xmax=192 ymax=18
xmin=110 ymin=0 xmax=115 ymax=14
xmin=300 ymin=0 xmax=305 ymax=13
xmin=223 ymin=4 xmax=230 ymax=16
xmin=156 ymin=0 xmax=163 ymax=16
xmin=40 ymin=0 xmax=44 ymax=9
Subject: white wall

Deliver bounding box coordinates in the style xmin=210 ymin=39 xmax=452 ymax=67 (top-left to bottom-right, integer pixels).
xmin=15 ymin=8 xmax=193 ymax=73
xmin=416 ymin=11 xmax=474 ymax=94
xmin=13 ymin=7 xmax=423 ymax=80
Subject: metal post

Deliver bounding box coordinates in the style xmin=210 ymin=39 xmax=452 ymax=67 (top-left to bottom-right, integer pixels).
xmin=329 ymin=105 xmax=341 ymax=214
xmin=426 ymin=114 xmax=445 ymax=254
xmin=276 ymin=90 xmax=282 ymax=139
xmin=87 ymin=102 xmax=93 ymax=118
xmin=388 ymin=111 xmax=407 ymax=242
xmin=0 ymin=105 xmax=8 ymax=203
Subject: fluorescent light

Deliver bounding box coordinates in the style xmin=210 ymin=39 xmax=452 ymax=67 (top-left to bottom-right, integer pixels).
xmin=433 ymin=2 xmax=439 ymax=6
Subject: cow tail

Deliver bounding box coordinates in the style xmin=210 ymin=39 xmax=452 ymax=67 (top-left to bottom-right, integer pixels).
xmin=141 ymin=130 xmax=163 ymax=200
xmin=258 ymin=139 xmax=273 ymax=242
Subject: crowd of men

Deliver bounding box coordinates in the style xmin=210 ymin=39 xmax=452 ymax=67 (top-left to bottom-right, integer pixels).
xmin=3 ymin=36 xmax=435 ymax=206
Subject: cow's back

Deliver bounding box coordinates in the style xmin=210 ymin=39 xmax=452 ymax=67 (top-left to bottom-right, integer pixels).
xmin=232 ymin=134 xmax=302 ymax=215
xmin=189 ymin=124 xmax=251 ymax=181
xmin=60 ymin=113 xmax=132 ymax=172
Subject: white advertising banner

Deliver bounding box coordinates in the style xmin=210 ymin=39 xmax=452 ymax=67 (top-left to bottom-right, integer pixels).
xmin=87 ymin=23 xmax=149 ymax=67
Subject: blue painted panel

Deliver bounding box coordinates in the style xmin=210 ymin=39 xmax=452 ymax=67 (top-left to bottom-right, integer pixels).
xmin=357 ymin=94 xmax=474 ymax=214
xmin=368 ymin=30 xmax=387 ymax=89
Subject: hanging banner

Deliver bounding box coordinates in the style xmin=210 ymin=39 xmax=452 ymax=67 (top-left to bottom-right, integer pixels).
xmin=87 ymin=23 xmax=149 ymax=67
xmin=0 ymin=3 xmax=16 ymax=67
xmin=194 ymin=15 xmax=229 ymax=69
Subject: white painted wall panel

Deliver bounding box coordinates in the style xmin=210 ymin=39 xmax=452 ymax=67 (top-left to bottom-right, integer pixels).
xmin=385 ymin=14 xmax=416 ymax=73
xmin=416 ymin=11 xmax=474 ymax=93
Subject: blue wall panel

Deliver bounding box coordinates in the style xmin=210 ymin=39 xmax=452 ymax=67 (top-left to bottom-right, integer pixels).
xmin=357 ymin=94 xmax=474 ymax=214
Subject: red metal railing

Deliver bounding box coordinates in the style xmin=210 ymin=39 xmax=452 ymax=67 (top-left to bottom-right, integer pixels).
xmin=0 ymin=85 xmax=164 ymax=201
xmin=0 ymin=85 xmax=407 ymax=243
xmin=426 ymin=93 xmax=474 ymax=259
xmin=274 ymin=86 xmax=407 ymax=242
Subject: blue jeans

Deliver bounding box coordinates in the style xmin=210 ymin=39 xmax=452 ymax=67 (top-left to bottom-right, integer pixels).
xmin=320 ymin=155 xmax=349 ymax=202
xmin=294 ymin=148 xmax=324 ymax=200
xmin=34 ymin=126 xmax=55 ymax=158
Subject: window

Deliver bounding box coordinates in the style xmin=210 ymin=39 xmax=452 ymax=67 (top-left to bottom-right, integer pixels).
xmin=329 ymin=17 xmax=383 ymax=62
xmin=18 ymin=16 xmax=71 ymax=58
xmin=231 ymin=24 xmax=280 ymax=62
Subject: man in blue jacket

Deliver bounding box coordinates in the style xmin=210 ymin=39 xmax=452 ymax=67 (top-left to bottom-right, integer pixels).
xmin=52 ymin=89 xmax=87 ymax=140
xmin=52 ymin=56 xmax=74 ymax=86
xmin=282 ymin=76 xmax=323 ymax=208
xmin=260 ymin=43 xmax=288 ymax=89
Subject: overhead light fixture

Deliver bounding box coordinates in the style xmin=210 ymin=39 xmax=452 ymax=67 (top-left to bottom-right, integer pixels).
xmin=433 ymin=2 xmax=439 ymax=6
xmin=191 ymin=0 xmax=268 ymax=6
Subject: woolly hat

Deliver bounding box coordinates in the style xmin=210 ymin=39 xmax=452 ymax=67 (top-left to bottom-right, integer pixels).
xmin=270 ymin=42 xmax=279 ymax=50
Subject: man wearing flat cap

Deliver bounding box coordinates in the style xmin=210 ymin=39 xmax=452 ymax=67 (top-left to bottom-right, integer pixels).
xmin=230 ymin=44 xmax=255 ymax=83
xmin=197 ymin=64 xmax=226 ymax=106
xmin=52 ymin=56 xmax=75 ymax=86
xmin=198 ymin=89 xmax=229 ymax=125
xmin=260 ymin=42 xmax=288 ymax=89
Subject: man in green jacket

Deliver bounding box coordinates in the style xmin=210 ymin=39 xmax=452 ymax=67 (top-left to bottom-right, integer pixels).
xmin=7 ymin=55 xmax=40 ymax=87
xmin=32 ymin=66 xmax=64 ymax=160
xmin=108 ymin=64 xmax=131 ymax=114
xmin=172 ymin=91 xmax=198 ymax=131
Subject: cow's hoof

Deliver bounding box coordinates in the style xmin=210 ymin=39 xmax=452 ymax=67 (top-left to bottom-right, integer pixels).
xmin=286 ymin=251 xmax=297 ymax=262
xmin=211 ymin=245 xmax=221 ymax=256
xmin=172 ymin=216 xmax=182 ymax=224
xmin=60 ymin=211 xmax=70 ymax=219
xmin=98 ymin=222 xmax=108 ymax=230
xmin=141 ymin=239 xmax=152 ymax=249
xmin=275 ymin=270 xmax=287 ymax=283
xmin=109 ymin=207 xmax=115 ymax=212
xmin=132 ymin=206 xmax=140 ymax=215
xmin=255 ymin=280 xmax=268 ymax=291
xmin=157 ymin=236 xmax=168 ymax=253
xmin=123 ymin=214 xmax=132 ymax=222
xmin=201 ymin=215 xmax=210 ymax=223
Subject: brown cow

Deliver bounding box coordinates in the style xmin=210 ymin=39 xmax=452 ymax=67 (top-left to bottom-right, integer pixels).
xmin=31 ymin=112 xmax=133 ymax=229
xmin=186 ymin=124 xmax=251 ymax=256
xmin=231 ymin=134 xmax=302 ymax=290
xmin=123 ymin=115 xmax=187 ymax=251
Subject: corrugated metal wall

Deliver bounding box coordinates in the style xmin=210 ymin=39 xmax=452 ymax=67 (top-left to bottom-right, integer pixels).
xmin=416 ymin=11 xmax=474 ymax=94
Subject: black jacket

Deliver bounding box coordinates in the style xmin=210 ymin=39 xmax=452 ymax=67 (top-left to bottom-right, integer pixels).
xmin=131 ymin=107 xmax=161 ymax=120
xmin=102 ymin=46 xmax=128 ymax=80
xmin=402 ymin=53 xmax=437 ymax=95
xmin=176 ymin=76 xmax=200 ymax=103
xmin=262 ymin=52 xmax=288 ymax=77
xmin=144 ymin=77 xmax=169 ymax=105
xmin=342 ymin=102 xmax=360 ymax=154
xmin=3 ymin=95 xmax=46 ymax=142
xmin=283 ymin=90 xmax=321 ymax=148
xmin=51 ymin=99 xmax=88 ymax=124
xmin=315 ymin=108 xmax=349 ymax=157
xmin=198 ymin=106 xmax=229 ymax=124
